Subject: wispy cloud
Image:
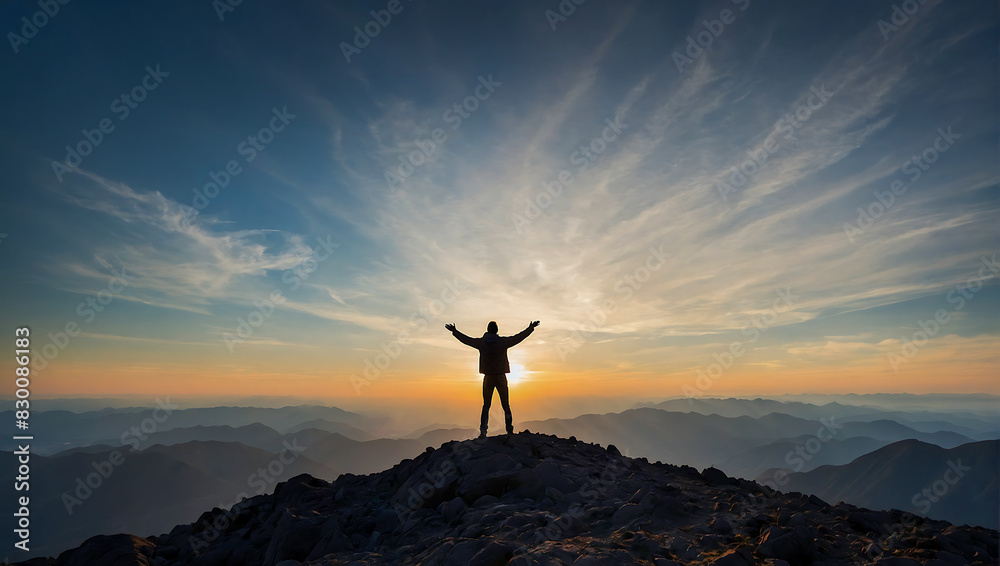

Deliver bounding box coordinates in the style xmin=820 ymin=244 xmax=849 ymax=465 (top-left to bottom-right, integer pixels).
xmin=51 ymin=169 xmax=313 ymax=312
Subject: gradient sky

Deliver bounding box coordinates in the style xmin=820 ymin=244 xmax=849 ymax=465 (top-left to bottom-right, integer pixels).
xmin=1 ymin=0 xmax=997 ymax=409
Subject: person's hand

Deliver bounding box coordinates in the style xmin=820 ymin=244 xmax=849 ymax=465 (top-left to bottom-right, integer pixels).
xmin=530 ymin=320 xmax=541 ymax=328
xmin=445 ymin=323 xmax=456 ymax=332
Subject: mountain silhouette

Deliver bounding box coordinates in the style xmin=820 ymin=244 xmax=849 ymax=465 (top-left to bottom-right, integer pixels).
xmin=15 ymin=432 xmax=997 ymax=565
xmin=520 ymin=408 xmax=972 ymax=471
xmin=5 ymin=440 xmax=337 ymax=559
xmin=780 ymin=439 xmax=999 ymax=531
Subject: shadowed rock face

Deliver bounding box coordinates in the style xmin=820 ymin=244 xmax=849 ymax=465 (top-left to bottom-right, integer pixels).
xmin=17 ymin=432 xmax=998 ymax=566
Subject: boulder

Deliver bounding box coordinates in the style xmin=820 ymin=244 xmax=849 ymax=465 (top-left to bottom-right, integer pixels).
xmin=611 ymin=503 xmax=646 ymax=525
xmin=757 ymin=525 xmax=816 ymax=563
xmin=709 ymin=516 xmax=733 ymax=536
xmin=534 ymin=461 xmax=578 ymax=494
xmin=55 ymin=534 xmax=155 ymax=566
xmin=710 ymin=546 xmax=755 ymax=566
xmin=701 ymin=467 xmax=732 ymax=485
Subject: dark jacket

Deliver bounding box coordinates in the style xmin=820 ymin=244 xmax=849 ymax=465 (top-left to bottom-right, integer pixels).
xmin=451 ymin=326 xmax=534 ymax=375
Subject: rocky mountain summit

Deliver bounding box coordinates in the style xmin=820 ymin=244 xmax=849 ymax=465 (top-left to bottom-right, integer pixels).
xmin=17 ymin=432 xmax=998 ymax=565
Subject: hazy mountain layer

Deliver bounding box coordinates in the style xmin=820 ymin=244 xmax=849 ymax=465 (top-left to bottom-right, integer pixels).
xmin=780 ymin=439 xmax=999 ymax=531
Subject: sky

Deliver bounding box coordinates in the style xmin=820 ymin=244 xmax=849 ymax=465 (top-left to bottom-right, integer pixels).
xmin=0 ymin=0 xmax=997 ymax=416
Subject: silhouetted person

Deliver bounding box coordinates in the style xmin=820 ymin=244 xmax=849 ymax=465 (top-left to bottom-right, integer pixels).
xmin=445 ymin=320 xmax=540 ymax=438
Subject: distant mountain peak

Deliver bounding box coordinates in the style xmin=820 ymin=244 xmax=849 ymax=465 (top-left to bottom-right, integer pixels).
xmin=21 ymin=433 xmax=998 ymax=565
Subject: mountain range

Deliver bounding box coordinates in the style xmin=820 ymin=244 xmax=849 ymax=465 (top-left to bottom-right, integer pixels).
xmin=13 ymin=432 xmax=998 ymax=565
xmin=779 ymin=439 xmax=999 ymax=531
xmin=5 ymin=397 xmax=997 ymax=561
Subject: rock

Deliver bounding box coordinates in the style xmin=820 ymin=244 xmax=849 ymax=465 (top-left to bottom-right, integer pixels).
xmin=467 ymin=452 xmax=518 ymax=478
xmin=374 ymin=507 xmax=400 ymax=532
xmin=847 ymin=509 xmax=884 ymax=535
xmin=807 ymin=494 xmax=828 ymax=508
xmin=545 ymin=486 xmax=567 ymax=503
xmin=24 ymin=432 xmax=999 ymax=566
xmin=457 ymin=470 xmax=516 ymax=503
xmin=470 ymin=541 xmax=514 ymax=566
xmin=785 ymin=512 xmax=808 ymax=528
xmin=709 ymin=516 xmax=733 ymax=536
xmin=701 ymin=467 xmax=731 ymax=485
xmin=447 ymin=539 xmax=485 ymax=564
xmin=710 ymin=546 xmax=755 ymax=565
xmin=273 ymin=473 xmax=328 ymax=506
xmin=757 ymin=525 xmax=816 ymax=562
xmin=534 ymin=461 xmax=578 ymax=493
xmin=306 ymin=517 xmax=352 ymax=559
xmin=511 ymin=466 xmax=544 ymax=499
xmin=55 ymin=534 xmax=155 ymax=566
xmin=442 ymin=496 xmax=468 ymax=524
xmin=932 ymin=550 xmax=971 ymax=566
xmin=264 ymin=513 xmax=324 ymax=564
xmin=473 ymin=494 xmax=500 ymax=508
xmin=639 ymin=492 xmax=658 ymax=511
xmin=651 ymin=495 xmax=686 ymax=521
xmin=668 ymin=538 xmax=703 ymax=562
xmin=699 ymin=534 xmax=727 ymax=549
xmin=628 ymin=488 xmax=648 ymax=503
xmin=611 ymin=503 xmax=646 ymax=525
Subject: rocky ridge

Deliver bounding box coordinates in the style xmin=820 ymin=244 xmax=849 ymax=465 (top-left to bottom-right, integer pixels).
xmin=17 ymin=432 xmax=999 ymax=565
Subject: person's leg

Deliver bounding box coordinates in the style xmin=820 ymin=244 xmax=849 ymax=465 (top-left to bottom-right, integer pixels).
xmin=480 ymin=375 xmax=496 ymax=437
xmin=496 ymin=375 xmax=513 ymax=434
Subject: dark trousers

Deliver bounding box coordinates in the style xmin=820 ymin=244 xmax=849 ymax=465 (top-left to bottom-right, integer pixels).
xmin=481 ymin=373 xmax=512 ymax=433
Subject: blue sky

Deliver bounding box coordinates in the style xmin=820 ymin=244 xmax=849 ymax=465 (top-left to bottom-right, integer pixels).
xmin=0 ymin=0 xmax=997 ymax=403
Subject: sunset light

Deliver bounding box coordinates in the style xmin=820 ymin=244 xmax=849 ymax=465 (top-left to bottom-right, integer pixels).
xmin=1 ymin=2 xmax=998 ymax=561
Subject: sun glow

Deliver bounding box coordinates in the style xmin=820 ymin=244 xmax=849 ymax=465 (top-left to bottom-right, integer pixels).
xmin=508 ymin=363 xmax=526 ymax=385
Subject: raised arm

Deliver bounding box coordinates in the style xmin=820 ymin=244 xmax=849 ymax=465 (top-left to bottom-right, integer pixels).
xmin=504 ymin=321 xmax=540 ymax=347
xmin=445 ymin=323 xmax=480 ymax=348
